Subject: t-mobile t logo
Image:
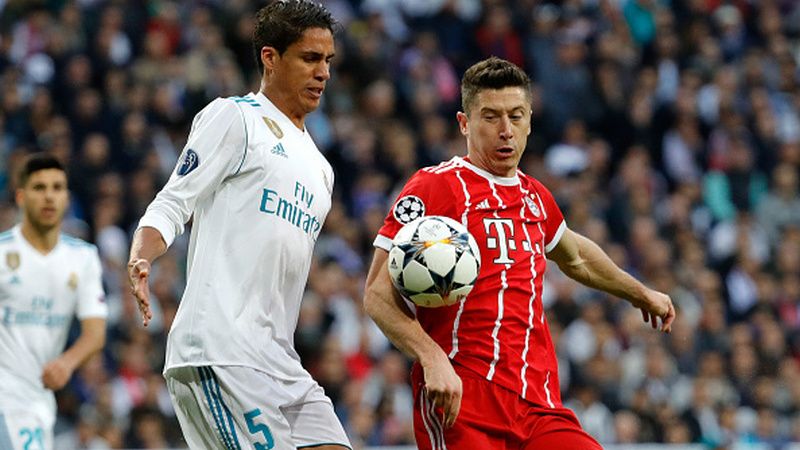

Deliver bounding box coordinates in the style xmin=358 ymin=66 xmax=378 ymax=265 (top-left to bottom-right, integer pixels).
xmin=483 ymin=218 xmax=516 ymax=264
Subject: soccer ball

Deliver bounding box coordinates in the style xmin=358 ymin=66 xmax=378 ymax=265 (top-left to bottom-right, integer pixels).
xmin=387 ymin=216 xmax=481 ymax=308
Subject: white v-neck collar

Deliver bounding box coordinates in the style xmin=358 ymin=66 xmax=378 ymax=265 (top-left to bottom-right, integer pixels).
xmin=454 ymin=156 xmax=520 ymax=186
xmin=252 ymin=91 xmax=307 ymax=135
xmin=14 ymin=224 xmax=60 ymax=258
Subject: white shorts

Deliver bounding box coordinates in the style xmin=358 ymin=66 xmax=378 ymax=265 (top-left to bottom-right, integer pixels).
xmin=0 ymin=407 xmax=54 ymax=450
xmin=165 ymin=365 xmax=351 ymax=450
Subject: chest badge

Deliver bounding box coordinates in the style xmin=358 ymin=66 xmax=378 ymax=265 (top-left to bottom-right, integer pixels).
xmin=262 ymin=116 xmax=284 ymax=139
xmin=525 ymin=196 xmax=541 ymax=217
xmin=6 ymin=251 xmax=19 ymax=270
xmin=68 ymin=272 xmax=78 ymax=291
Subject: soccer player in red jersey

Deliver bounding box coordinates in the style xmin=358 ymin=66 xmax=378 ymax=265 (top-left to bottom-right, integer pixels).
xmin=363 ymin=57 xmax=676 ymax=449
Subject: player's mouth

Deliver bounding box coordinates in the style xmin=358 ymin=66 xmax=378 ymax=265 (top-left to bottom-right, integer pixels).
xmin=495 ymin=146 xmax=515 ymax=157
xmin=41 ymin=207 xmax=57 ymax=217
xmin=306 ymin=87 xmax=324 ymax=99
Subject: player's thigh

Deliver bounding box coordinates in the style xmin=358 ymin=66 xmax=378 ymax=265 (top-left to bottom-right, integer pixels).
xmin=522 ymin=408 xmax=603 ymax=450
xmin=166 ymin=365 xmax=296 ymax=450
xmin=412 ymin=388 xmax=507 ymax=450
xmin=411 ymin=365 xmax=512 ymax=450
xmin=0 ymin=409 xmax=53 ymax=450
xmin=282 ymin=382 xmax=350 ymax=449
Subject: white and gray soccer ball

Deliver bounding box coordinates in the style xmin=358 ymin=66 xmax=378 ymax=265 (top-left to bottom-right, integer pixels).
xmin=387 ymin=215 xmax=481 ymax=308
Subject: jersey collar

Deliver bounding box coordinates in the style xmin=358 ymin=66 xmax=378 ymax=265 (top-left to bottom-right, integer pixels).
xmin=454 ymin=156 xmax=520 ymax=186
xmin=13 ymin=224 xmax=61 ymax=257
xmin=252 ymin=91 xmax=307 ymax=136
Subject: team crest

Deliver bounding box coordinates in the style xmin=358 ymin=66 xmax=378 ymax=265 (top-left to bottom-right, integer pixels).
xmin=262 ymin=117 xmax=284 ymax=139
xmin=393 ymin=195 xmax=425 ymax=224
xmin=5 ymin=252 xmax=19 ymax=270
xmin=68 ymin=272 xmax=78 ymax=291
xmin=525 ymin=196 xmax=541 ymax=217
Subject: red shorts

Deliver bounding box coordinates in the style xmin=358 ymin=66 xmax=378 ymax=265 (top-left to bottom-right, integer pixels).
xmin=411 ymin=362 xmax=603 ymax=450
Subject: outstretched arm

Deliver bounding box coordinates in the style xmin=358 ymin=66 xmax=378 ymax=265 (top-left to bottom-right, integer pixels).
xmin=547 ymin=228 xmax=675 ymax=332
xmin=127 ymin=226 xmax=167 ymax=327
xmin=363 ymin=248 xmax=462 ymax=427
xmin=42 ymin=318 xmax=106 ymax=390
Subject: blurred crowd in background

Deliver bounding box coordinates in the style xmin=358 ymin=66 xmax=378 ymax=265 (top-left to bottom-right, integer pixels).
xmin=2 ymin=0 xmax=800 ymax=448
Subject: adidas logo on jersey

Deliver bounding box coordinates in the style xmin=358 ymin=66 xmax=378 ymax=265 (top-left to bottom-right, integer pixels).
xmin=475 ymin=199 xmax=491 ymax=210
xmin=270 ymin=143 xmax=287 ymax=158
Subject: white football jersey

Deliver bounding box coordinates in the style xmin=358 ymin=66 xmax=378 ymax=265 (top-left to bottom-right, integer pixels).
xmin=139 ymin=92 xmax=334 ymax=382
xmin=0 ymin=225 xmax=106 ymax=416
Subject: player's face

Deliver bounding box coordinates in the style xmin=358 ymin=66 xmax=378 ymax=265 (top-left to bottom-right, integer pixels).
xmin=16 ymin=169 xmax=69 ymax=231
xmin=263 ymin=27 xmax=335 ymax=123
xmin=457 ymin=87 xmax=532 ymax=178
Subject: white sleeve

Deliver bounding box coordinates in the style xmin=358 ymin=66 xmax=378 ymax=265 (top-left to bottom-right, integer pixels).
xmin=138 ymin=98 xmax=247 ymax=247
xmin=77 ymin=246 xmax=108 ymax=319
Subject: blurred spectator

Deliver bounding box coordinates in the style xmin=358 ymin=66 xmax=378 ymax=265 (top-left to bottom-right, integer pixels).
xmin=704 ymin=136 xmax=768 ymax=222
xmin=565 ymin=382 xmax=616 ymax=444
xmin=756 ymin=163 xmax=800 ymax=247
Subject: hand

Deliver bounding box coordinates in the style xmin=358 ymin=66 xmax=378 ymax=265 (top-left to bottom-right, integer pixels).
xmin=421 ymin=351 xmax=462 ymax=428
xmin=41 ymin=357 xmax=74 ymax=390
xmin=128 ymin=258 xmax=153 ymax=327
xmin=636 ymin=289 xmax=675 ymax=333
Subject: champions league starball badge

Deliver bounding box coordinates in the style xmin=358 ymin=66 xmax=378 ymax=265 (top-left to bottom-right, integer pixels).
xmin=177 ymin=149 xmax=200 ymax=176
xmin=393 ymin=195 xmax=425 ymax=224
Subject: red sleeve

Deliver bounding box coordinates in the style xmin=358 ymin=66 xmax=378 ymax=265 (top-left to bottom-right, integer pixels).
xmin=374 ymin=169 xmax=459 ymax=251
xmin=529 ymin=177 xmax=567 ymax=253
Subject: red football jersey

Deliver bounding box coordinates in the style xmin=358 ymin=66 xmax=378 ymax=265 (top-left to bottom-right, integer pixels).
xmin=375 ymin=156 xmax=567 ymax=408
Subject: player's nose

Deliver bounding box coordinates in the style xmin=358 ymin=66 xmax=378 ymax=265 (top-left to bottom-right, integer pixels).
xmin=315 ymin=61 xmax=331 ymax=81
xmin=499 ymin=116 xmax=514 ymax=140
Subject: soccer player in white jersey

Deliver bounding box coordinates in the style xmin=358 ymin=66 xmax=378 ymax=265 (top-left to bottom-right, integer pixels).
xmin=127 ymin=1 xmax=350 ymax=449
xmin=0 ymin=153 xmax=107 ymax=450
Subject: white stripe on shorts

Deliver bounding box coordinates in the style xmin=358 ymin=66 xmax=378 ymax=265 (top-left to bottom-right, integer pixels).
xmin=419 ymin=388 xmax=439 ymax=449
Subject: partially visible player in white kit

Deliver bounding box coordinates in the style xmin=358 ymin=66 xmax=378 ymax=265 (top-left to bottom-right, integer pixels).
xmin=127 ymin=1 xmax=350 ymax=449
xmin=0 ymin=153 xmax=107 ymax=450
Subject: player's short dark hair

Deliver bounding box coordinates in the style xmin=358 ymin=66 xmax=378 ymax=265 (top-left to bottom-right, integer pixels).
xmin=253 ymin=0 xmax=337 ymax=72
xmin=17 ymin=153 xmax=66 ymax=187
xmin=461 ymin=57 xmax=532 ymax=115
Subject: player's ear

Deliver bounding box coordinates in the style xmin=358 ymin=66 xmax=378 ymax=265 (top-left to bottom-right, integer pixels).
xmin=14 ymin=188 xmax=23 ymax=208
xmin=526 ymin=110 xmax=532 ymax=136
xmin=456 ymin=111 xmax=469 ymax=137
xmin=261 ymin=46 xmax=278 ymax=73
